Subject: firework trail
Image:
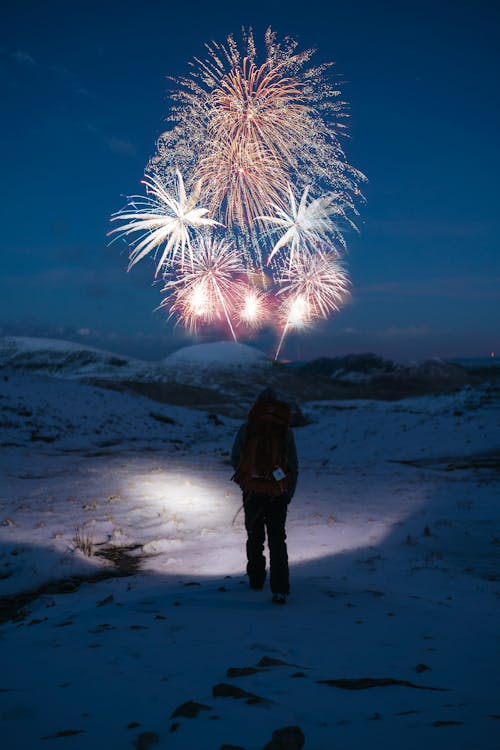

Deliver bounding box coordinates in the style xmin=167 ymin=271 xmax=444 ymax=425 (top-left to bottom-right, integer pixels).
xmin=111 ymin=27 xmax=365 ymax=356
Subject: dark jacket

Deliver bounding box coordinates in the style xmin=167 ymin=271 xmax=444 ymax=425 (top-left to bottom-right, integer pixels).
xmin=230 ymin=421 xmax=299 ymax=500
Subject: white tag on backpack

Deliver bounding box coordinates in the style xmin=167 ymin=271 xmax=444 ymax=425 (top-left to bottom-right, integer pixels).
xmin=273 ymin=467 xmax=286 ymax=481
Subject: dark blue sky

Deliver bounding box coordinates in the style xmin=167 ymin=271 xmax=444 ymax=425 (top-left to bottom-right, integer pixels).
xmin=1 ymin=0 xmax=499 ymax=361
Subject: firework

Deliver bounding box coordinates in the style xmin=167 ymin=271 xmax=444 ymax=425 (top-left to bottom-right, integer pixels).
xmin=112 ymin=28 xmax=364 ymax=355
xmin=160 ymin=237 xmax=244 ymax=340
xmin=197 ymin=138 xmax=287 ymax=229
xmin=275 ymin=252 xmax=350 ymax=358
xmin=238 ymin=287 xmax=269 ymax=329
xmin=109 ymin=171 xmax=220 ymax=276
xmin=150 ymin=27 xmax=365 ymax=238
xmin=257 ymin=184 xmax=356 ymax=267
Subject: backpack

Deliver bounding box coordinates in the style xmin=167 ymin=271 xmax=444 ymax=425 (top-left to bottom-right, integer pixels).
xmin=232 ymin=399 xmax=292 ymax=497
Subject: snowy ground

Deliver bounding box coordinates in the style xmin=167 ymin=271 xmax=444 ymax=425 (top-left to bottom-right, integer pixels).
xmin=1 ymin=372 xmax=499 ymax=749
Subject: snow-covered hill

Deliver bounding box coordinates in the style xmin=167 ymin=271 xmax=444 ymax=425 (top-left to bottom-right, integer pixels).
xmin=161 ymin=341 xmax=271 ymax=387
xmin=0 ymin=369 xmax=499 ymax=749
xmin=0 ymin=336 xmax=270 ymax=386
xmin=2 ymin=337 xmax=497 ymax=407
xmin=0 ymin=336 xmax=161 ymax=381
xmin=163 ymin=341 xmax=269 ymax=370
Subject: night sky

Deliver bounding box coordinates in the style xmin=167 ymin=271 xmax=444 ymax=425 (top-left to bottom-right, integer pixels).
xmin=1 ymin=0 xmax=499 ymax=362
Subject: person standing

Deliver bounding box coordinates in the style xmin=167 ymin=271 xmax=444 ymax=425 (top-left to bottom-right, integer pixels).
xmin=231 ymin=388 xmax=298 ymax=604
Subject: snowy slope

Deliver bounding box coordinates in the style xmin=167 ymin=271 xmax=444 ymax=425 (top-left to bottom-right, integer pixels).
xmin=163 ymin=341 xmax=268 ymax=369
xmin=0 ymin=337 xmax=270 ymax=387
xmin=161 ymin=341 xmax=271 ymax=388
xmin=0 ymin=373 xmax=499 ymax=749
xmin=0 ymin=336 xmax=164 ymax=381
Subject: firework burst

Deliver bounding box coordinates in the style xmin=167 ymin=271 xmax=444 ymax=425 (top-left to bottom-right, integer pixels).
xmin=112 ymin=28 xmax=365 ymax=357
xmin=257 ymin=183 xmax=356 ymax=267
xmin=275 ymin=252 xmax=350 ymax=358
xmin=150 ymin=27 xmax=365 ymax=239
xmin=109 ymin=170 xmax=220 ymax=276
xmin=160 ymin=237 xmax=245 ymax=340
xmin=238 ymin=286 xmax=269 ymax=329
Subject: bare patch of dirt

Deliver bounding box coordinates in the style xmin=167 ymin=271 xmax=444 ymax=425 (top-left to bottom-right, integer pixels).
xmin=0 ymin=544 xmax=145 ymax=624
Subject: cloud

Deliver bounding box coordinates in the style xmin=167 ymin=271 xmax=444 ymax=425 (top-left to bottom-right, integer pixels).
xmin=11 ymin=50 xmax=37 ymax=65
xmin=0 ymin=47 xmax=37 ymax=66
xmin=0 ymin=45 xmax=91 ymax=97
xmin=106 ymin=137 xmax=137 ymax=157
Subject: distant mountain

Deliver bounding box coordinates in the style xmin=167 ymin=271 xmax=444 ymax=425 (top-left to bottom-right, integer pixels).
xmin=0 ymin=336 xmax=163 ymax=381
xmin=299 ymin=353 xmax=395 ymax=379
xmin=0 ymin=337 xmax=270 ymax=384
xmin=1 ymin=337 xmax=496 ymax=406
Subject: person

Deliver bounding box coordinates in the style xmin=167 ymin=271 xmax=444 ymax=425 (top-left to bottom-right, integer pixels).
xmin=231 ymin=387 xmax=298 ymax=604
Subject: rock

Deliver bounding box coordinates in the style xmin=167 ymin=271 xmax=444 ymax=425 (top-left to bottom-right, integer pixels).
xmin=212 ymin=683 xmax=265 ymax=704
xmin=226 ymin=667 xmax=261 ymax=678
xmin=318 ymin=677 xmax=447 ymax=691
xmin=290 ymin=403 xmax=308 ymax=427
xmin=261 ymin=726 xmax=305 ymax=750
xmin=257 ymin=656 xmax=291 ymax=668
xmin=149 ymin=412 xmax=176 ymax=425
xmin=41 ymin=729 xmax=85 ymax=739
xmin=208 ymin=413 xmax=224 ymax=426
xmin=414 ymin=663 xmax=431 ymax=673
xmin=133 ymin=731 xmax=160 ymax=749
xmin=170 ymin=700 xmax=211 ymax=719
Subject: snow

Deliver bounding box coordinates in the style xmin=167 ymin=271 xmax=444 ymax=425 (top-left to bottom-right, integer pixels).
xmin=163 ymin=340 xmax=269 ymax=369
xmin=0 ymin=337 xmax=270 ymax=390
xmin=0 ymin=335 xmax=162 ymax=382
xmin=1 ymin=357 xmax=499 ymax=749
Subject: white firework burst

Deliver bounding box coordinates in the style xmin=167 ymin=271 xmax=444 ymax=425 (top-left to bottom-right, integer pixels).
xmin=109 ymin=170 xmax=220 ymax=276
xmin=257 ymin=184 xmax=356 ymax=266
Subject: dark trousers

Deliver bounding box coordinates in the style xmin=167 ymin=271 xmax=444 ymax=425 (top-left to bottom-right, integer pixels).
xmin=243 ymin=492 xmax=289 ymax=595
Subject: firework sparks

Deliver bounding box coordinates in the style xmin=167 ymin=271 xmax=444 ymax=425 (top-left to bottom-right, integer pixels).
xmin=275 ymin=252 xmax=350 ymax=359
xmin=161 ymin=237 xmax=244 ymax=340
xmin=113 ymin=28 xmax=365 ymax=353
xmin=257 ymin=184 xmax=356 ymax=266
xmin=150 ymin=27 xmax=365 ymax=240
xmin=197 ymin=138 xmax=288 ymax=229
xmin=238 ymin=287 xmax=269 ymax=328
xmin=109 ymin=171 xmax=220 ymax=276
xmin=198 ymin=58 xmax=310 ymax=225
